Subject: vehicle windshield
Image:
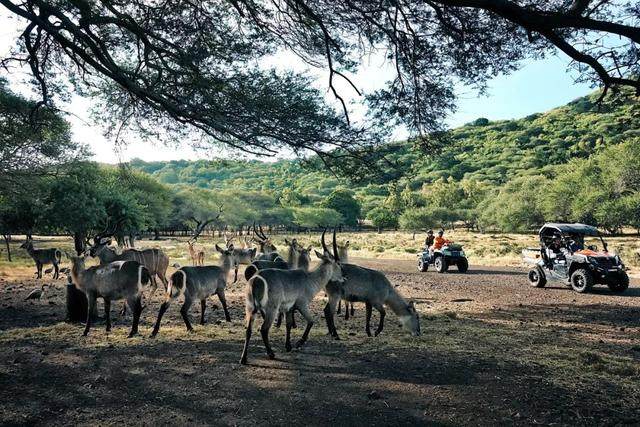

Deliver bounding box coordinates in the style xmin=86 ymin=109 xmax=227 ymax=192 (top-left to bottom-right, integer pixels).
xmin=578 ymin=236 xmax=609 ymax=253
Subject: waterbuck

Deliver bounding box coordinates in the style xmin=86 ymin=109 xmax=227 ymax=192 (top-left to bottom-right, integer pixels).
xmin=324 ymin=264 xmax=420 ymax=339
xmin=90 ymin=232 xmax=169 ymax=293
xmin=151 ymin=244 xmax=238 ymax=337
xmin=69 ymin=255 xmax=150 ymax=337
xmin=225 ymin=231 xmax=257 ymax=265
xmin=20 ymin=238 xmax=62 ymax=279
xmin=239 ymin=230 xmax=343 ymax=365
xmin=334 ymin=241 xmax=354 ymax=318
xmin=253 ymin=224 xmax=279 ymax=261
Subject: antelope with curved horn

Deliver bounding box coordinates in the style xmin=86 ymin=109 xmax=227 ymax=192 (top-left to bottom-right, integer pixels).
xmin=253 ymin=224 xmax=279 ymax=261
xmin=226 ymin=230 xmax=257 ymax=265
xmin=239 ymin=229 xmax=343 ymax=365
xmin=89 ymin=220 xmax=169 ymax=293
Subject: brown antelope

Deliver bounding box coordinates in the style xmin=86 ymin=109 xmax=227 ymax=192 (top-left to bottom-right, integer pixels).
xmin=69 ymin=255 xmax=150 ymax=337
xmin=187 ymin=241 xmax=205 ymax=266
xmin=151 ymin=244 xmax=238 ymax=337
xmin=90 ymin=227 xmax=169 ymax=293
xmin=239 ymin=229 xmax=343 ymax=365
xmin=20 ymin=238 xmax=62 ymax=279
xmin=324 ymin=263 xmax=420 ymax=339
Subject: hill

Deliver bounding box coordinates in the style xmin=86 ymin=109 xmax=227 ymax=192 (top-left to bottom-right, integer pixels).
xmin=131 ymin=89 xmax=640 ymax=194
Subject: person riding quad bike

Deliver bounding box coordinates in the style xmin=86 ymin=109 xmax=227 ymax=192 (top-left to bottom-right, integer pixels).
xmin=418 ymin=230 xmax=469 ymax=273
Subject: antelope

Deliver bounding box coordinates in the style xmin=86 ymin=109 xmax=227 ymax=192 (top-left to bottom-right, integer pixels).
xmin=239 ymin=229 xmax=343 ymax=365
xmin=253 ymin=224 xmax=280 ymax=261
xmin=323 ymin=264 xmax=420 ymax=339
xmin=187 ymin=241 xmax=205 ymax=266
xmin=20 ymin=238 xmax=62 ymax=279
xmin=90 ymin=226 xmax=169 ymax=293
xmin=151 ymin=244 xmax=238 ymax=337
xmin=69 ymin=255 xmax=150 ymax=337
xmin=335 ymin=240 xmax=355 ymax=319
xmin=226 ymin=231 xmax=257 ymax=265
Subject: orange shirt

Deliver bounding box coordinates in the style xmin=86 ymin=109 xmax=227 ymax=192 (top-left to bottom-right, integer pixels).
xmin=433 ymin=236 xmax=451 ymax=250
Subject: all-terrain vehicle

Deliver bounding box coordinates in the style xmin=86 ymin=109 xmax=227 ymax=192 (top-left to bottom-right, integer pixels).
xmin=522 ymin=223 xmax=629 ymax=293
xmin=418 ymin=243 xmax=469 ymax=273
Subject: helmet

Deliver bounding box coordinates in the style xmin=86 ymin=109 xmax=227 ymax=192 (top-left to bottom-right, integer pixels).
xmin=438 ymin=230 xmax=444 ymax=236
xmin=427 ymin=229 xmax=433 ymax=235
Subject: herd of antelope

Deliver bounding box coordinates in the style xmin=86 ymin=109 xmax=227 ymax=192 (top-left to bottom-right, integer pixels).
xmin=19 ymin=224 xmax=421 ymax=364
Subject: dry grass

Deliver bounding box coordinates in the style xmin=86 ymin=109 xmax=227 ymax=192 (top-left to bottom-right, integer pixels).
xmin=3 ymin=230 xmax=639 ymax=275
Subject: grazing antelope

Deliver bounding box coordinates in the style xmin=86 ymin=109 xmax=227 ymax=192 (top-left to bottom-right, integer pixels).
xmin=70 ymin=255 xmax=150 ymax=337
xmin=90 ymin=229 xmax=169 ymax=293
xmin=151 ymin=244 xmax=238 ymax=337
xmin=187 ymin=241 xmax=205 ymax=266
xmin=239 ymin=230 xmax=343 ymax=365
xmin=20 ymin=238 xmax=62 ymax=279
xmin=323 ymin=264 xmax=420 ymax=339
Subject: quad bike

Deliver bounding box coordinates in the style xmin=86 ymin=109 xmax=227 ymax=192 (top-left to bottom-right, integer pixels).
xmin=522 ymin=223 xmax=629 ymax=294
xmin=418 ymin=243 xmax=469 ymax=273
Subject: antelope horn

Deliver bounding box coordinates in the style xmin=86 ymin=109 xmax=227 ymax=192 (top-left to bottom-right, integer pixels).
xmin=332 ymin=228 xmax=339 ymax=261
xmin=258 ymin=224 xmax=268 ymax=240
xmin=320 ymin=228 xmax=328 ymax=254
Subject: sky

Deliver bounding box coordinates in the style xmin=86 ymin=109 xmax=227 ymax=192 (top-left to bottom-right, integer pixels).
xmin=0 ymin=8 xmax=595 ymax=164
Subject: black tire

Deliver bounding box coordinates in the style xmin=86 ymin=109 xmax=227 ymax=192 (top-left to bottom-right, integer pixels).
xmin=528 ymin=267 xmax=547 ymax=288
xmin=434 ymin=256 xmax=448 ymax=273
xmin=570 ymin=269 xmax=594 ymax=293
xmin=608 ymin=272 xmax=629 ymax=293
xmin=418 ymin=259 xmax=428 ymax=272
xmin=457 ymin=258 xmax=469 ymax=273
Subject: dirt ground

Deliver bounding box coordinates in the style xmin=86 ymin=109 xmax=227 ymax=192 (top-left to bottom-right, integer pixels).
xmin=1 ymin=258 xmax=639 ymax=426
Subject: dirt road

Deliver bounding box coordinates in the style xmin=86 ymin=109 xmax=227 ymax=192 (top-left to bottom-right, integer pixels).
xmin=1 ymin=258 xmax=639 ymax=425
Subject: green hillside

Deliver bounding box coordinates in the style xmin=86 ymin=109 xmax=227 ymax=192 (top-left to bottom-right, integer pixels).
xmin=131 ymin=89 xmax=640 ymax=194
xmin=124 ymin=89 xmax=640 ymax=235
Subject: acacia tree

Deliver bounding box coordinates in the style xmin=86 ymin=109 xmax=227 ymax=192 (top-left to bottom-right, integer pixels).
xmin=0 ymin=77 xmax=88 ymax=195
xmin=1 ymin=1 xmax=637 ymax=170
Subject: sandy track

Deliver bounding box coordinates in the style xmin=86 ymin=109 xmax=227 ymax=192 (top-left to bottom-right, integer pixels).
xmin=1 ymin=258 xmax=639 ymax=425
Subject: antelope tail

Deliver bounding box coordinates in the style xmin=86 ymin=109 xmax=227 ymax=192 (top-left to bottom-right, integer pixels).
xmin=139 ymin=265 xmax=152 ymax=287
xmin=249 ymin=275 xmax=268 ymax=314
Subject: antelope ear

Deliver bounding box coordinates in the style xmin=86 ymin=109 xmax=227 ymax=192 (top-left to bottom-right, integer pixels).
xmin=314 ymin=250 xmax=325 ymax=259
xmin=285 ymin=238 xmax=290 ymax=245
xmin=345 ymin=241 xmax=350 ymax=247
xmin=215 ymin=244 xmax=224 ymax=253
xmin=228 ymin=244 xmax=234 ymax=251
xmin=307 ymin=245 xmax=312 ymax=252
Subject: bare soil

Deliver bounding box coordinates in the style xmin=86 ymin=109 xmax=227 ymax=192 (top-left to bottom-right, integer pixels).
xmin=1 ymin=258 xmax=639 ymax=426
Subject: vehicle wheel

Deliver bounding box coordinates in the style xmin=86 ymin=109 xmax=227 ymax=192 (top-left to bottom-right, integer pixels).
xmin=457 ymin=258 xmax=469 ymax=273
xmin=570 ymin=269 xmax=594 ymax=293
xmin=528 ymin=267 xmax=546 ymax=288
xmin=417 ymin=259 xmax=428 ymax=272
xmin=434 ymin=256 xmax=448 ymax=273
xmin=608 ymin=272 xmax=629 ymax=293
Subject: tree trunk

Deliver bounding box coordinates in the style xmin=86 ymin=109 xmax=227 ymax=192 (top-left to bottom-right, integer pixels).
xmin=2 ymin=234 xmax=11 ymax=262
xmin=129 ymin=232 xmax=136 ymax=248
xmin=73 ymin=231 xmax=86 ymax=255
xmin=154 ymin=229 xmax=160 ymax=240
xmin=65 ymin=276 xmax=92 ymax=322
